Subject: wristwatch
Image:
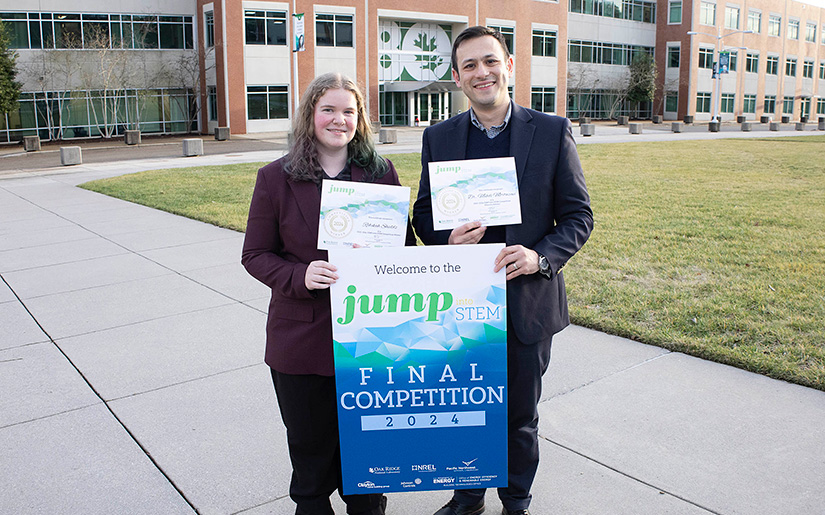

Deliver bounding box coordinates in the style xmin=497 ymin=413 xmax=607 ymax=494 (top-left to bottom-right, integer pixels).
xmin=538 ymin=253 xmax=551 ymax=277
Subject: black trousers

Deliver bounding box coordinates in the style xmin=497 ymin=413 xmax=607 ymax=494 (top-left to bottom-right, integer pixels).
xmin=271 ymin=369 xmax=385 ymax=515
xmin=452 ymin=328 xmax=553 ymax=512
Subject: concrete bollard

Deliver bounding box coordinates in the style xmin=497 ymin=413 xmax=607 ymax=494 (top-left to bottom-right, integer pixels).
xmin=124 ymin=130 xmax=141 ymax=145
xmin=23 ymin=135 xmax=41 ymax=152
xmin=652 ymin=115 xmax=663 ymax=124
xmin=819 ymin=117 xmax=825 ymax=131
xmin=617 ymin=115 xmax=629 ymax=125
xmin=795 ymin=122 xmax=805 ymax=131
xmin=741 ymin=122 xmax=752 ymax=132
xmin=580 ymin=124 xmax=595 ymax=137
xmin=760 ymin=115 xmax=771 ymax=124
xmin=770 ymin=122 xmax=780 ymax=131
xmin=214 ymin=127 xmax=230 ymax=141
xmin=628 ymin=123 xmax=642 ymax=134
xmin=182 ymin=138 xmax=204 ymax=157
xmin=683 ymin=115 xmax=694 ymax=124
xmin=671 ymin=122 xmax=683 ymax=133
xmin=708 ymin=121 xmax=720 ymax=132
xmin=60 ymin=146 xmax=82 ymax=166
xmin=378 ymin=128 xmax=397 ymax=144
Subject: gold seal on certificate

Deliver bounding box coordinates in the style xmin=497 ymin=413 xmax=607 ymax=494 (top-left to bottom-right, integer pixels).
xmin=435 ymin=187 xmax=465 ymax=216
xmin=324 ymin=209 xmax=353 ymax=239
xmin=428 ymin=157 xmax=521 ymax=230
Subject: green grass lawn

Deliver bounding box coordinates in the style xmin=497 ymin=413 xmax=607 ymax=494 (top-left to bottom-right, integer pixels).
xmin=81 ymin=136 xmax=825 ymax=390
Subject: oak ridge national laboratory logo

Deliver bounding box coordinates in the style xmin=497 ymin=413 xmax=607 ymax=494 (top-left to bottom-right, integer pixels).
xmin=324 ymin=209 xmax=353 ymax=238
xmin=435 ymin=187 xmax=465 ymax=216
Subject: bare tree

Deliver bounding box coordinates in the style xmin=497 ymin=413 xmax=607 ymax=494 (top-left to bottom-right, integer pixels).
xmin=160 ymin=45 xmax=216 ymax=133
xmin=20 ymin=34 xmax=84 ymax=140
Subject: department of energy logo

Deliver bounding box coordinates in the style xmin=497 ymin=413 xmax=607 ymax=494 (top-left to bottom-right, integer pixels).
xmin=435 ymin=187 xmax=464 ymax=216
xmin=324 ymin=209 xmax=353 ymax=238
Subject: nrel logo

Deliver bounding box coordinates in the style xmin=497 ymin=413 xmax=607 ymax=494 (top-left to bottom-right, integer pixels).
xmin=357 ymin=481 xmax=376 ymax=488
xmin=411 ymin=464 xmax=437 ymax=472
xmin=433 ymin=477 xmax=455 ymax=484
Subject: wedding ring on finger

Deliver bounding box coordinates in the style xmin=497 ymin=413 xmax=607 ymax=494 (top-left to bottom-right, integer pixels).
xmin=511 ymin=262 xmax=519 ymax=271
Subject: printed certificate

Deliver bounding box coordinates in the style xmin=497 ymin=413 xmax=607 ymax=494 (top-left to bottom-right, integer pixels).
xmin=318 ymin=180 xmax=411 ymax=250
xmin=428 ymin=157 xmax=521 ymax=230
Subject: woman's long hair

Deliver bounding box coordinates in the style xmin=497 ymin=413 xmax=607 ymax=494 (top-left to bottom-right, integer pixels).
xmin=286 ymin=72 xmax=388 ymax=182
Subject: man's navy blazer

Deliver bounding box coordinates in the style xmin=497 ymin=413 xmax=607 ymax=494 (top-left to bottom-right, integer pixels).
xmin=412 ymin=103 xmax=593 ymax=345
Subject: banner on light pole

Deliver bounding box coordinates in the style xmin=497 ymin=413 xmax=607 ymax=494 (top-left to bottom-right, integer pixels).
xmin=293 ymin=13 xmax=305 ymax=52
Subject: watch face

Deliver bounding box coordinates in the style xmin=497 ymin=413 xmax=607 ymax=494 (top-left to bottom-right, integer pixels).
xmin=539 ymin=255 xmax=550 ymax=272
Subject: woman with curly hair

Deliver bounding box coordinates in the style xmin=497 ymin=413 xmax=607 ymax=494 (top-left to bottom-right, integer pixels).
xmin=242 ymin=72 xmax=412 ymax=514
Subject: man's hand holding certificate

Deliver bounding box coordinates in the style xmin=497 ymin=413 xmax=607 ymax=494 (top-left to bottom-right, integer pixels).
xmin=428 ymin=157 xmax=521 ymax=230
xmin=318 ymin=180 xmax=410 ymax=249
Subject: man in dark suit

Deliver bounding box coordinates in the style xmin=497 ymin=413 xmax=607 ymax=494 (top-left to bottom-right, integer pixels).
xmin=412 ymin=26 xmax=593 ymax=515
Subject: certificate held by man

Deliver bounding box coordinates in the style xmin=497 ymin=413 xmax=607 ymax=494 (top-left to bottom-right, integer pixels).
xmin=427 ymin=157 xmax=521 ymax=230
xmin=318 ymin=180 xmax=411 ymax=249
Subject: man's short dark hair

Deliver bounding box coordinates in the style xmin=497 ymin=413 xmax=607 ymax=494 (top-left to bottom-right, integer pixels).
xmin=451 ymin=26 xmax=511 ymax=73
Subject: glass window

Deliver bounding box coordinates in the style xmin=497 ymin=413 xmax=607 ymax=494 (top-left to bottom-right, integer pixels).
xmin=768 ymin=15 xmax=781 ymax=37
xmin=665 ymin=92 xmax=678 ymax=112
xmin=783 ymin=96 xmax=794 ymax=114
xmin=743 ymin=94 xmax=756 ymax=113
xmin=696 ymin=92 xmax=711 ymax=113
xmin=132 ymin=15 xmax=159 ymax=48
xmin=530 ymin=87 xmax=556 ymax=113
xmin=764 ymin=95 xmax=776 ymax=114
xmin=0 ymin=13 xmax=30 ymax=48
xmin=247 ymin=86 xmax=289 ymax=120
xmin=205 ymin=11 xmax=214 ymax=47
xmin=488 ymin=25 xmax=514 ymax=54
xmin=725 ymin=7 xmax=739 ymax=30
xmin=805 ymin=23 xmax=816 ymax=43
xmin=54 ymin=13 xmax=82 ymax=48
xmin=785 ymin=58 xmax=797 ymax=76
xmin=266 ymin=11 xmax=287 ymax=45
xmin=699 ymin=47 xmax=714 ymax=69
xmin=788 ymin=19 xmax=799 ymax=40
xmin=766 ymin=55 xmax=778 ymax=75
xmin=668 ymin=46 xmax=680 ymax=68
xmin=728 ymin=51 xmax=737 ymax=72
xmin=720 ymin=93 xmax=734 ymax=113
xmin=669 ymin=1 xmax=682 ymax=24
xmin=245 ymin=10 xmax=286 ymax=46
xmin=802 ymin=60 xmax=813 ymax=78
xmin=207 ymin=86 xmax=218 ymax=121
xmin=316 ymin=13 xmax=353 ymax=47
xmin=817 ymin=98 xmax=825 ymax=115
xmin=245 ymin=11 xmax=265 ymax=45
xmin=532 ymin=29 xmax=557 ymax=57
xmin=801 ymin=97 xmax=810 ymax=116
xmin=820 ymin=61 xmax=825 ymax=80
xmin=159 ymin=18 xmax=184 ymax=49
xmin=700 ymin=2 xmax=716 ymax=26
xmin=745 ymin=53 xmax=758 ymax=73
xmin=747 ymin=11 xmax=761 ymax=33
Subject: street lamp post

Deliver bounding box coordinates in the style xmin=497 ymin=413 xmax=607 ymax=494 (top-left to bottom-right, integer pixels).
xmin=687 ymin=29 xmax=753 ymax=122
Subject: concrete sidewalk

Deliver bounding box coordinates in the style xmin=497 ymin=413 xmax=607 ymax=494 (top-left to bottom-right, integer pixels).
xmin=1 ymin=127 xmax=825 ymax=514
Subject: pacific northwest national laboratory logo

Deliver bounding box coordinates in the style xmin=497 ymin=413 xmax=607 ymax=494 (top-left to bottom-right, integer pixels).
xmin=435 ymin=187 xmax=465 ymax=216
xmin=324 ymin=209 xmax=353 ymax=238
